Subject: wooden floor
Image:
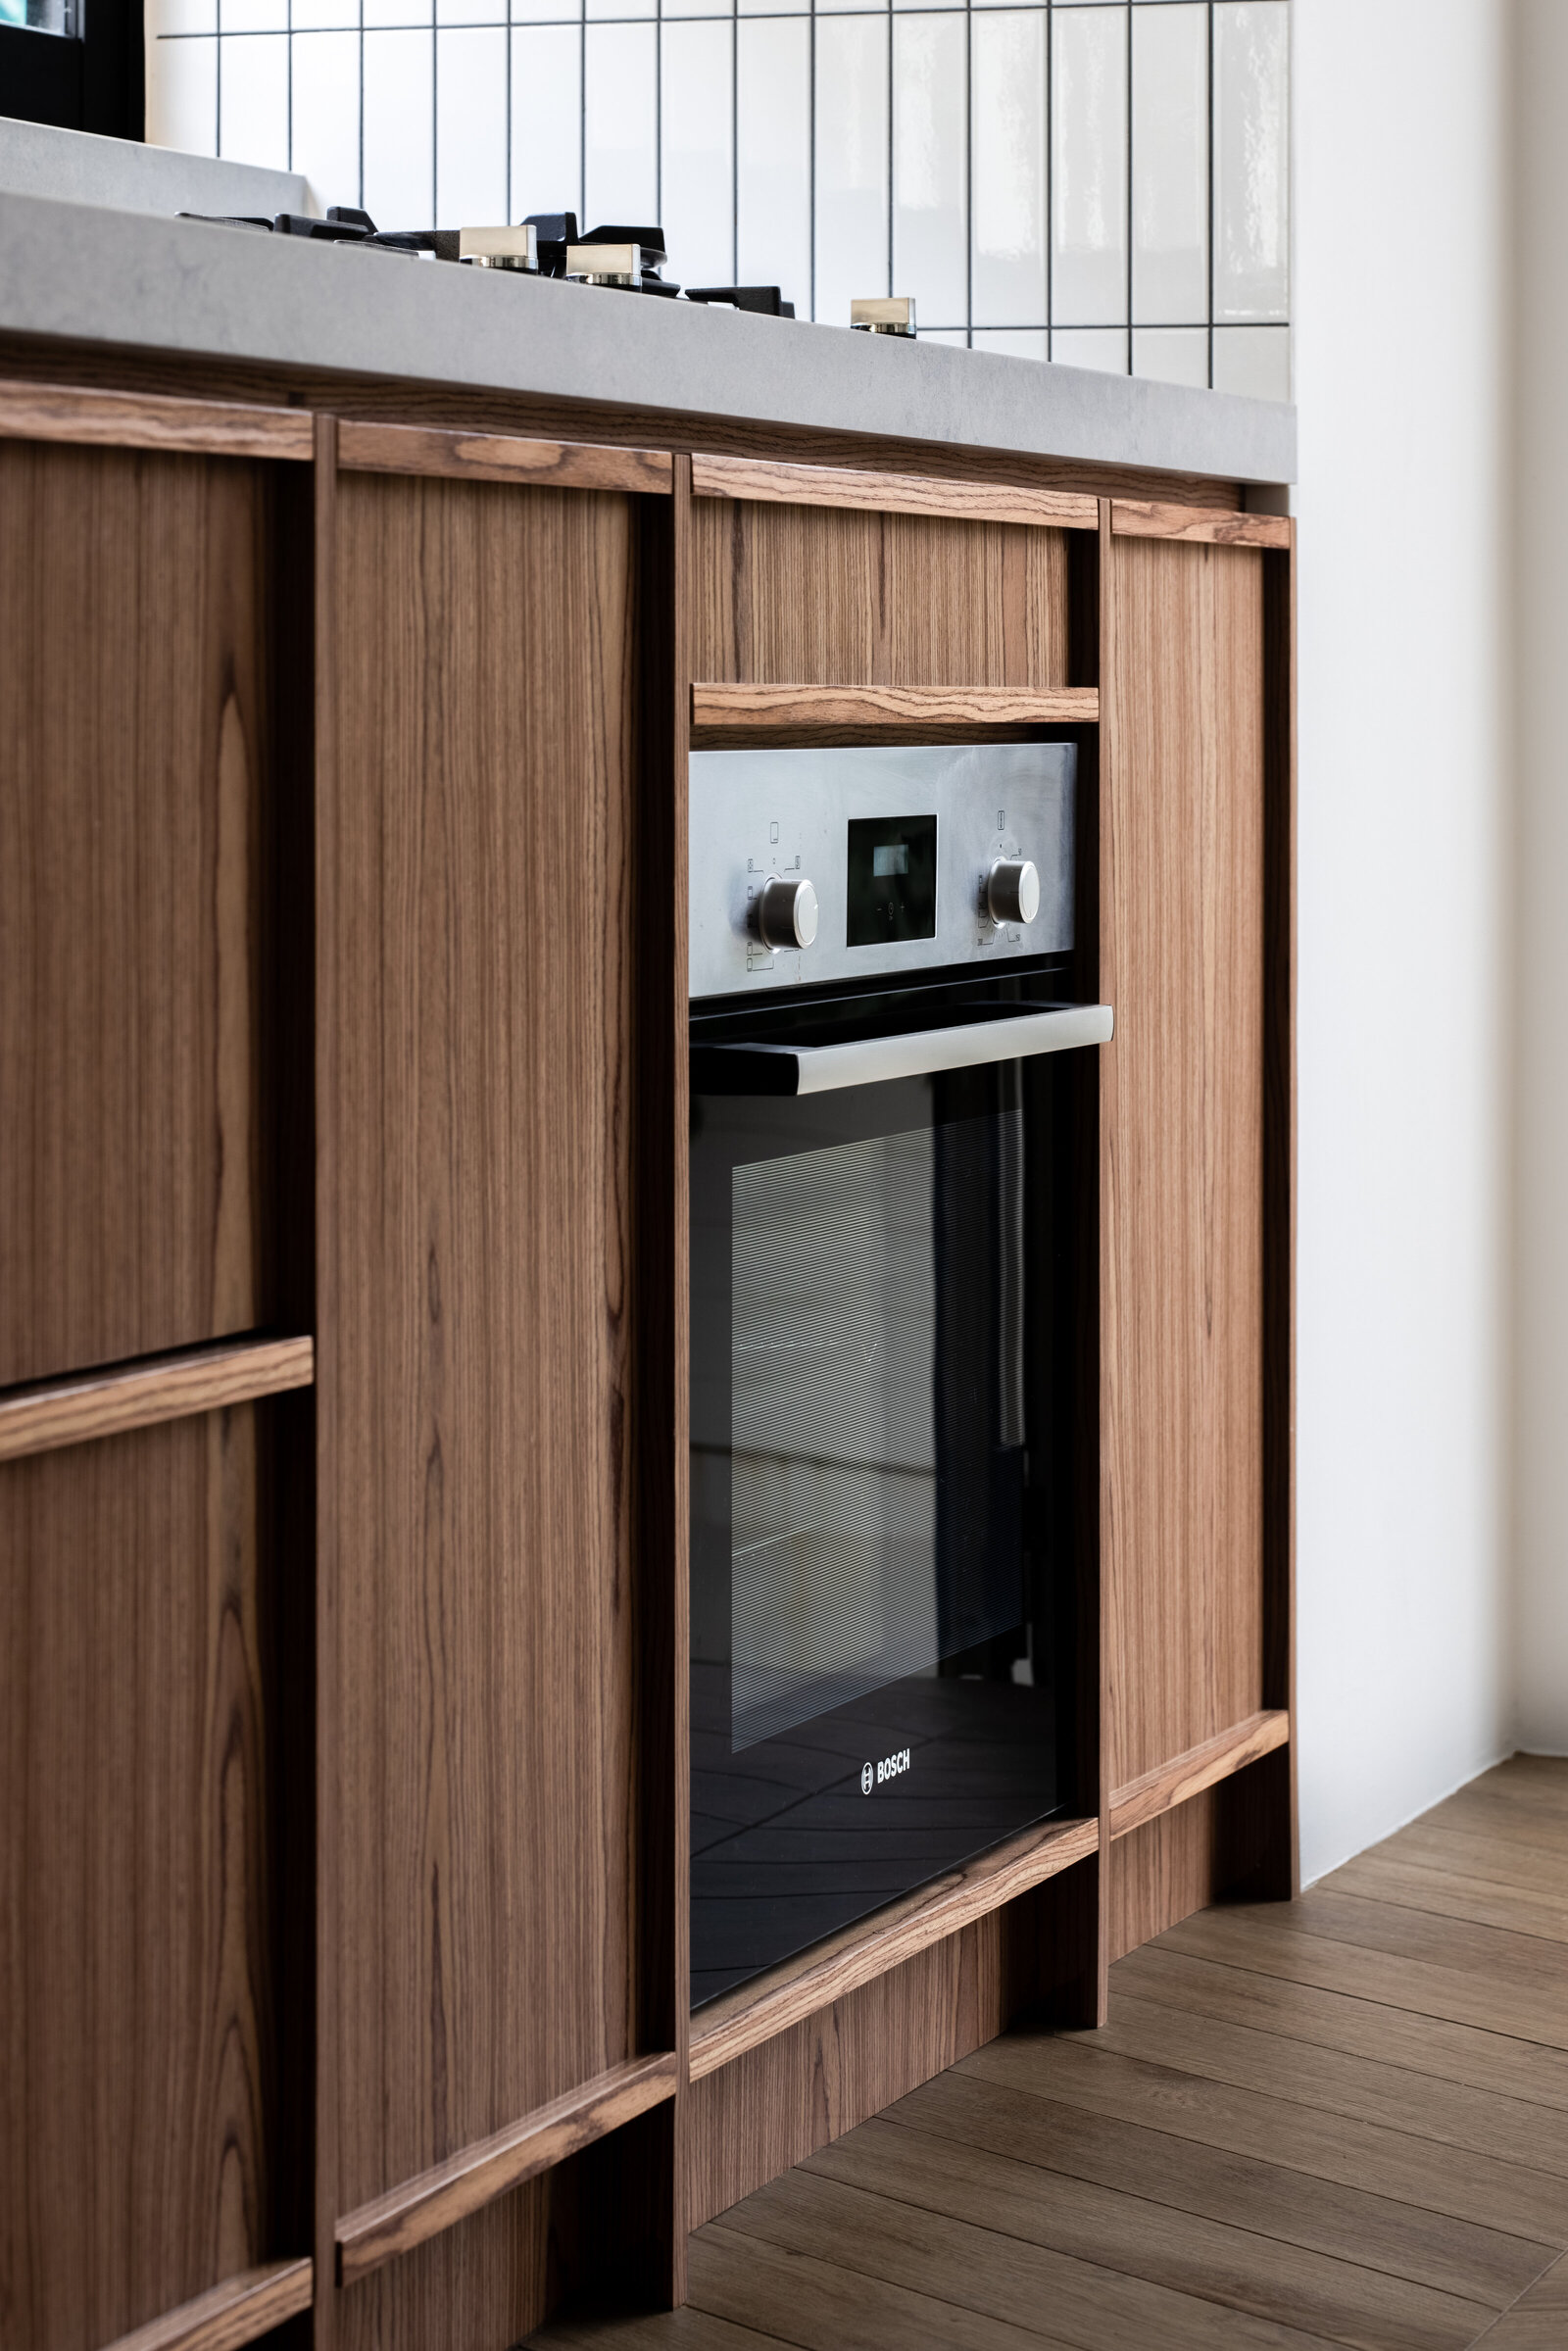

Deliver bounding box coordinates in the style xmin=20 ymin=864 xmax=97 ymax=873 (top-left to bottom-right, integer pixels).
xmin=536 ymin=1756 xmax=1568 ymax=2351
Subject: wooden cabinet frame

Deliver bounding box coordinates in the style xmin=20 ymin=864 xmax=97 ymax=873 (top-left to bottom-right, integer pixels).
xmin=0 ymin=369 xmax=1294 ymax=2351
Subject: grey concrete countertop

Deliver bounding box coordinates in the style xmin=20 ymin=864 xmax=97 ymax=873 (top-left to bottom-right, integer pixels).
xmin=0 ymin=129 xmax=1296 ymax=486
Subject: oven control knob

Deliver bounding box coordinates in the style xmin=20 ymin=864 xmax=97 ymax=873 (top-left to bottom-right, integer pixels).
xmin=757 ymin=874 xmax=819 ymax=950
xmin=987 ymin=857 xmax=1040 ymax=927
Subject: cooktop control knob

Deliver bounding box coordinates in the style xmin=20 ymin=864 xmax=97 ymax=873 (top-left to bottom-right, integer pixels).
xmin=987 ymin=857 xmax=1040 ymax=927
xmin=757 ymin=874 xmax=819 ymax=951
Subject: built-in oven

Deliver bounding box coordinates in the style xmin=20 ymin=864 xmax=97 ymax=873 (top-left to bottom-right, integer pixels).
xmin=688 ymin=742 xmax=1111 ymax=2011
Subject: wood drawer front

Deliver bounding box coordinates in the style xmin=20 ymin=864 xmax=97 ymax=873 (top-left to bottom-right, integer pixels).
xmin=0 ymin=1401 xmax=305 ymax=2351
xmin=322 ymin=471 xmax=644 ymax=2223
xmin=1102 ymin=532 xmax=1268 ymax=1791
xmin=0 ymin=438 xmax=309 ymax=1390
xmin=691 ymin=496 xmax=1076 ymax=690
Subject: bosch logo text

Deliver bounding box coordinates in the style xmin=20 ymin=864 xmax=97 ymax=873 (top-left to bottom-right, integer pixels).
xmin=860 ymin=1748 xmax=911 ymax=1793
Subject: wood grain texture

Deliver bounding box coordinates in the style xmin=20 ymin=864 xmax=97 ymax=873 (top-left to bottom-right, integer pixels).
xmin=336 ymin=2055 xmax=678 ymax=2284
xmin=690 ymin=500 xmax=1074 ymax=691
xmin=1100 ymin=533 xmax=1267 ymax=1792
xmin=337 ymin=420 xmax=671 ymax=494
xmin=1108 ymin=1709 xmax=1289 ymax=1840
xmin=533 ymin=1760 xmax=1568 ymax=2351
xmin=0 ymin=1337 xmax=314 ymax=1463
xmin=0 ymin=440 xmax=283 ymax=1388
xmin=691 ymin=1819 xmax=1099 ymax=2082
xmin=100 ymin=2261 xmax=314 ymax=2351
xmin=321 ymin=469 xmax=642 ymax=2228
xmin=0 ymin=1409 xmax=278 ymax=2351
xmin=0 ymin=376 xmax=312 ymax=461
xmin=1111 ymin=501 xmax=1291 ymax=550
xmin=0 ymin=334 xmax=1254 ymax=514
xmin=690 ymin=682 xmax=1098 ymax=734
xmin=692 ymin=453 xmax=1098 ymax=531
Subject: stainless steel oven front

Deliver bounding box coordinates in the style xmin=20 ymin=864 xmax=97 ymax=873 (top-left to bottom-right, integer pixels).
xmin=687 ymin=743 xmax=1111 ymax=2011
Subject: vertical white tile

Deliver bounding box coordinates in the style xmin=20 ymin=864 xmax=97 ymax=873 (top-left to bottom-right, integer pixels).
xmin=813 ymin=13 xmax=888 ymax=327
xmin=893 ymin=12 xmax=965 ymax=328
xmin=149 ymin=0 xmax=217 ymax=34
xmin=1132 ymin=0 xmax=1205 ymax=323
xmin=218 ymin=33 xmax=289 ymax=171
xmin=366 ymin=0 xmax=429 ymax=24
xmin=291 ymin=0 xmax=355 ymax=32
xmin=292 ymin=29 xmax=362 ymax=209
xmin=585 ymin=22 xmax=657 ymax=227
xmin=435 ymin=26 xmax=508 ymax=222
xmin=1133 ymin=324 xmax=1207 ymax=387
xmin=736 ymin=15 xmax=809 ymax=311
xmin=221 ymin=0 xmax=284 ymax=34
xmin=512 ymin=24 xmax=580 ymax=224
xmin=147 ymin=33 xmax=219 ymax=153
xmin=364 ymin=27 xmax=434 ymax=226
xmin=1052 ymin=3 xmax=1127 ymax=326
xmin=440 ymin=0 xmax=500 ymax=22
xmin=972 ymin=327 xmax=1046 ymax=360
xmin=662 ymin=20 xmax=733 ymax=290
xmin=1052 ymin=325 xmax=1128 ymax=372
xmin=1211 ymin=322 xmax=1290 ymax=401
xmin=1214 ymin=0 xmax=1289 ymax=320
xmin=970 ymin=10 xmax=1045 ymax=327
xmin=512 ymin=0 xmax=574 ymax=24
xmin=920 ymin=328 xmax=969 ymax=348
xmin=588 ymin=0 xmax=651 ymax=25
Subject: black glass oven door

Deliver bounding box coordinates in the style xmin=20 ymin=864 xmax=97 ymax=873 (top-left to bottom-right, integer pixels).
xmin=690 ymin=1009 xmax=1086 ymax=2010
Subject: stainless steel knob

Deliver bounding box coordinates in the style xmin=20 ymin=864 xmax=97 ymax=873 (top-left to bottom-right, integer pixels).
xmin=757 ymin=875 xmax=819 ymax=950
xmin=987 ymin=857 xmax=1040 ymax=927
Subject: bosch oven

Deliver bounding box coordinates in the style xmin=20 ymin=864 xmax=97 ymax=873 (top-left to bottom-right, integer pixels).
xmin=687 ymin=742 xmax=1110 ymax=2011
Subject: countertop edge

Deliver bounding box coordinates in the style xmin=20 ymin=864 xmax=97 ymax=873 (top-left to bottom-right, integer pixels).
xmin=0 ymin=190 xmax=1297 ymax=485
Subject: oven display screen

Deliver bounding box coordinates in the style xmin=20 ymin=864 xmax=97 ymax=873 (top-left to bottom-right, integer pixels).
xmin=847 ymin=813 xmax=938 ymax=945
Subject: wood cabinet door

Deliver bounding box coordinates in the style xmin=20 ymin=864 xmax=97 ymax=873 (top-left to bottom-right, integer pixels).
xmin=1102 ymin=532 xmax=1269 ymax=1834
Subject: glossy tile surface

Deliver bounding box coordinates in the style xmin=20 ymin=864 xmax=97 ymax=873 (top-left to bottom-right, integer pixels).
xmin=1132 ymin=0 xmax=1207 ymax=324
xmin=1052 ymin=2 xmax=1128 ymax=326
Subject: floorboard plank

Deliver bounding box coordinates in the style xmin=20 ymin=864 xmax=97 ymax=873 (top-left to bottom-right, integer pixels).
xmin=804 ymin=2108 xmax=1493 ymax=2351
xmin=1319 ymin=1856 xmax=1568 ymax=1947
xmin=1284 ymin=1889 xmax=1568 ymax=1992
xmin=1362 ymin=1821 xmax=1568 ymax=1901
xmin=1067 ymin=1989 xmax=1568 ymax=2177
xmin=1417 ymin=1790 xmax=1568 ymax=1861
xmin=883 ymin=2068 xmax=1553 ymax=2309
xmin=1112 ymin=1944 xmax=1568 ymax=2113
xmin=531 ymin=2314 xmax=786 ymax=2349
xmin=692 ymin=2226 xmax=1078 ymax=2350
xmin=1158 ymin=1906 xmax=1568 ymax=2049
xmin=712 ymin=2166 xmax=1350 ymax=2351
xmin=956 ymin=2033 xmax=1568 ymax=2244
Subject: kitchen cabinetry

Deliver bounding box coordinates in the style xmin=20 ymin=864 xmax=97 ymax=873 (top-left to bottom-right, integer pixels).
xmin=0 ymin=372 xmax=1292 ymax=2351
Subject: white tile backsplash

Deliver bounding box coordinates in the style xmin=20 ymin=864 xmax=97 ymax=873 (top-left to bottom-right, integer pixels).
xmin=513 ymin=24 xmax=582 ymax=224
xmin=436 ymin=27 xmax=509 ymax=225
xmin=1133 ymin=323 xmax=1208 ymax=387
xmin=893 ymin=12 xmax=966 ymax=328
xmin=1214 ymin=0 xmax=1290 ymax=320
xmin=1132 ymin=0 xmax=1207 ymax=324
xmin=970 ymin=9 xmax=1047 ymax=328
xmin=814 ymin=13 xmax=889 ymax=328
xmin=1053 ymin=325 xmax=1130 ymax=372
xmin=218 ymin=31 xmax=287 ymax=170
xmin=1052 ymin=4 xmax=1128 ymax=326
xmin=363 ymin=28 xmax=434 ymax=226
xmin=585 ymin=21 xmax=658 ymax=225
xmin=1211 ymin=321 xmax=1291 ymax=401
xmin=293 ymin=32 xmax=363 ymax=210
xmin=148 ymin=0 xmax=1291 ymax=388
xmin=737 ymin=15 xmax=810 ymax=305
xmin=662 ymin=18 xmax=734 ymax=290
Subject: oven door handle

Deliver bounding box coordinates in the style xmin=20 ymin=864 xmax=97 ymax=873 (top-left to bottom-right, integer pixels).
xmin=691 ymin=1002 xmax=1114 ymax=1096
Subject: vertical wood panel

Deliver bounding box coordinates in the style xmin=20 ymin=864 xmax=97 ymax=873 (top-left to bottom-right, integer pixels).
xmin=1101 ymin=535 xmax=1267 ymax=1793
xmin=321 ymin=473 xmax=642 ymax=2243
xmin=689 ymin=504 xmax=1072 ymax=688
xmin=0 ymin=1411 xmax=277 ymax=2351
xmin=0 ymin=442 xmax=278 ymax=1389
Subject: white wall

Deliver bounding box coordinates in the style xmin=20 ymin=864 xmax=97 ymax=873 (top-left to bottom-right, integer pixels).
xmin=1293 ymin=0 xmax=1515 ymax=1883
xmin=1512 ymin=0 xmax=1568 ymax=1756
